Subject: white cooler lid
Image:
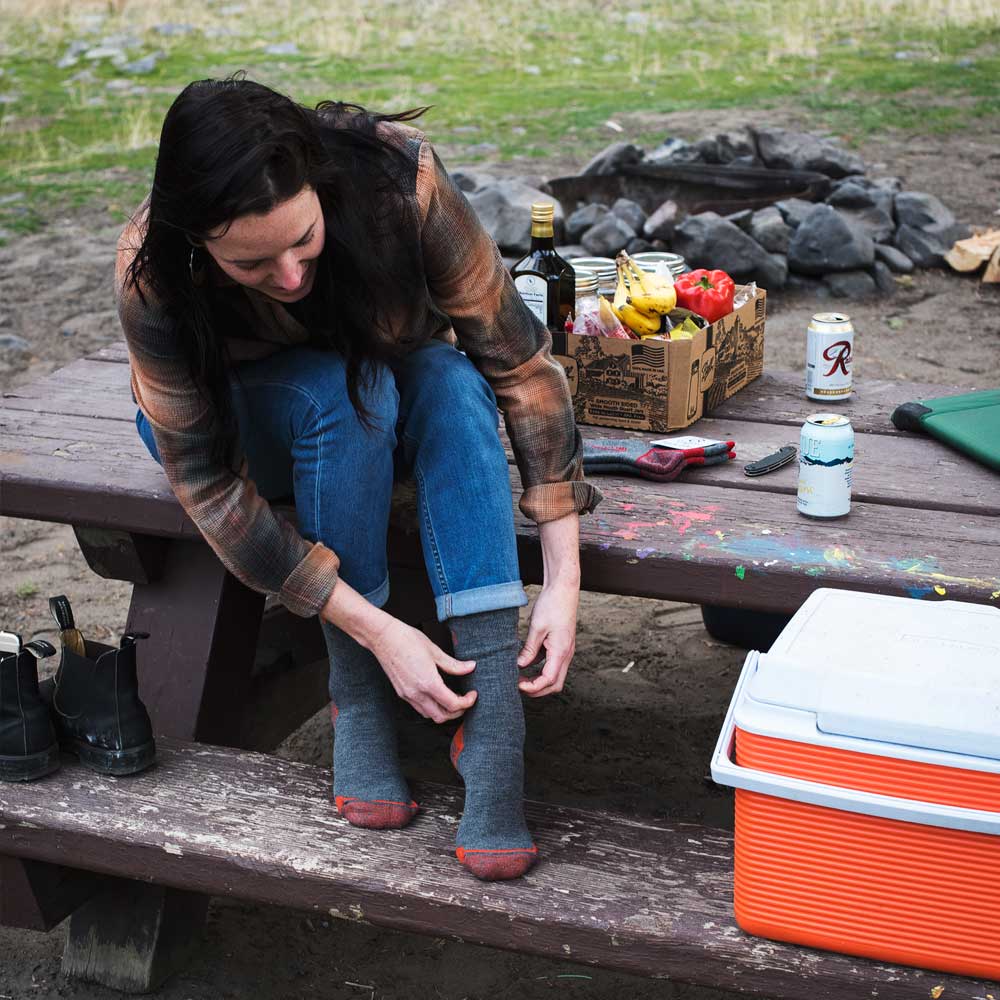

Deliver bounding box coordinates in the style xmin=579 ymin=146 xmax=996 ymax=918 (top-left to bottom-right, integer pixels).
xmin=739 ymin=589 xmax=1000 ymax=763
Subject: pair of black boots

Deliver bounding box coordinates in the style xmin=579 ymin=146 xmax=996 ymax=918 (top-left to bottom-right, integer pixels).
xmin=0 ymin=595 xmax=155 ymax=782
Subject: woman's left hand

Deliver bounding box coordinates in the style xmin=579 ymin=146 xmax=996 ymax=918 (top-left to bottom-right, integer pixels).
xmin=517 ymin=579 xmax=579 ymax=697
xmin=517 ymin=511 xmax=581 ymax=698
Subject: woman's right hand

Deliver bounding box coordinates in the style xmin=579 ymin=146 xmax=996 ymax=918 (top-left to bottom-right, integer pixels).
xmin=368 ymin=617 xmax=477 ymax=723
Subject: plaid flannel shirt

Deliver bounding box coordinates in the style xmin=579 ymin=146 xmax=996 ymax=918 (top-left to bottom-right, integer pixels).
xmin=116 ymin=123 xmax=601 ymax=617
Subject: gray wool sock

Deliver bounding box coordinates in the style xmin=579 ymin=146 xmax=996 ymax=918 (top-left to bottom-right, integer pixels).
xmin=447 ymin=608 xmax=536 ymax=880
xmin=321 ymin=622 xmax=417 ymax=829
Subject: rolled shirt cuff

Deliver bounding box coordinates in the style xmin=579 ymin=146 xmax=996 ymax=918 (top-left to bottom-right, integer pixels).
xmin=278 ymin=541 xmax=341 ymax=618
xmin=518 ymin=479 xmax=603 ymax=524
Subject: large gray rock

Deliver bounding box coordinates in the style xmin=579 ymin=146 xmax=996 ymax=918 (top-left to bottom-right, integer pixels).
xmin=581 ymin=142 xmax=643 ymax=176
xmin=672 ymin=212 xmax=786 ymax=285
xmin=581 ymin=215 xmax=636 ymax=257
xmin=611 ymin=197 xmax=646 ymax=234
xmin=756 ymin=128 xmax=865 ymax=178
xmin=894 ymin=191 xmax=955 ymax=232
xmin=715 ymin=128 xmax=757 ymax=163
xmin=749 ymin=206 xmax=792 ymax=253
xmin=785 ymin=272 xmax=830 ymax=297
xmin=871 ymin=260 xmax=897 ymax=295
xmin=450 ymin=170 xmax=496 ymax=193
xmin=759 ymin=252 xmax=789 ymax=289
xmin=838 ymin=205 xmax=895 ymax=244
xmin=788 ymin=205 xmax=875 ymax=274
xmin=643 ymin=199 xmax=678 ymax=241
xmin=725 ymin=209 xmax=754 ymax=233
xmin=823 ymin=270 xmax=877 ymax=299
xmin=874 ymin=243 xmax=914 ymax=274
xmin=774 ymin=197 xmax=816 ymax=229
xmin=625 ymin=237 xmax=655 ymax=254
xmin=872 ymin=176 xmax=904 ymax=194
xmin=468 ymin=181 xmax=565 ymax=254
xmin=566 ymin=203 xmax=608 ymax=243
xmin=645 ymin=137 xmax=692 ymax=163
xmin=894 ymin=224 xmax=950 ymax=268
xmin=828 ymin=180 xmax=893 ymax=216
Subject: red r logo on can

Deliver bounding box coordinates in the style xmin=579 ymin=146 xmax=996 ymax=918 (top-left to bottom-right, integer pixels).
xmin=823 ymin=340 xmax=852 ymax=376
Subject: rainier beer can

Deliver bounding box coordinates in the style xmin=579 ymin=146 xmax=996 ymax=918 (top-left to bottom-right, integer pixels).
xmin=806 ymin=312 xmax=854 ymax=400
xmin=797 ymin=414 xmax=854 ymax=518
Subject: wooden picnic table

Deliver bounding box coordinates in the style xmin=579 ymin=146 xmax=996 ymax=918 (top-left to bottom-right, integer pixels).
xmin=2 ymin=342 xmax=999 ymax=996
xmin=3 ymin=340 xmax=998 ymax=616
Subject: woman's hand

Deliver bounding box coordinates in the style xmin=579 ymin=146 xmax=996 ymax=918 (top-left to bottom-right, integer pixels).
xmin=368 ymin=617 xmax=477 ymax=723
xmin=517 ymin=580 xmax=579 ymax=697
xmin=320 ymin=578 xmax=476 ymax=724
xmin=517 ymin=511 xmax=581 ymax=698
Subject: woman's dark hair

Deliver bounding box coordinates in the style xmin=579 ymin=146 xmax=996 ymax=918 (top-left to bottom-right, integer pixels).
xmin=126 ymin=76 xmax=428 ymax=467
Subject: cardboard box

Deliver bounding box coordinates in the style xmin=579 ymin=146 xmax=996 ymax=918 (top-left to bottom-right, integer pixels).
xmin=554 ymin=288 xmax=766 ymax=433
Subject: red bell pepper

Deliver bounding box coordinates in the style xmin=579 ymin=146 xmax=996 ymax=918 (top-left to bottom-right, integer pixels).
xmin=673 ymin=269 xmax=735 ymax=323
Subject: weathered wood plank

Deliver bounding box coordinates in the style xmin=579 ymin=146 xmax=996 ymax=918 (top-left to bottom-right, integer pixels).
xmin=507 ymin=418 xmax=1000 ymax=517
xmin=709 ymin=370 xmax=966 ymax=433
xmin=81 ymin=341 xmax=961 ymax=436
xmin=3 ymin=407 xmax=999 ymax=612
xmin=0 ymin=741 xmax=993 ymax=999
xmin=0 ymin=354 xmax=962 ymax=442
xmin=5 ymin=361 xmax=997 ymax=521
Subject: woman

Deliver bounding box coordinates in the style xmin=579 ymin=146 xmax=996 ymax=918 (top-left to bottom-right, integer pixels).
xmin=118 ymin=77 xmax=601 ymax=881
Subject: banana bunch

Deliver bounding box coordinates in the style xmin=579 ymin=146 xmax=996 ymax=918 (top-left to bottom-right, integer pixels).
xmin=611 ymin=251 xmax=678 ymax=337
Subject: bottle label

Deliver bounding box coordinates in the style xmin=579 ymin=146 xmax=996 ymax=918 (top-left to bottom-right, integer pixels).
xmin=514 ymin=274 xmax=547 ymax=324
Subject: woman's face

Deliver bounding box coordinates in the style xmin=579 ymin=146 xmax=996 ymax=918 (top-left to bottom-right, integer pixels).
xmin=203 ymin=186 xmax=325 ymax=302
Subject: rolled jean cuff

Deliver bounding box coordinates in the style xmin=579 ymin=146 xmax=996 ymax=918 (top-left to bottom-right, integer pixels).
xmin=363 ymin=575 xmax=391 ymax=609
xmin=437 ymin=581 xmax=529 ymax=623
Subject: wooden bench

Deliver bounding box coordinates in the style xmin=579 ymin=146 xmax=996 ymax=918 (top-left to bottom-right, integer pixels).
xmin=2 ymin=342 xmax=998 ymax=995
xmin=3 ymin=741 xmax=996 ymax=1000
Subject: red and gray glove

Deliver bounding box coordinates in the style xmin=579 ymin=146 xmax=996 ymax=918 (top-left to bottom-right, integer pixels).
xmin=582 ymin=439 xmax=735 ymax=483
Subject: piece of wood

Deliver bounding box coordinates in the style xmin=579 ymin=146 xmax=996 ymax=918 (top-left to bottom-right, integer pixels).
xmin=984 ymin=243 xmax=1000 ymax=284
xmin=0 ymin=856 xmax=106 ymax=931
xmin=63 ymin=881 xmax=209 ymax=993
xmin=503 ymin=418 xmax=1000 ymax=517
xmin=709 ymin=371 xmax=966 ymax=432
xmin=73 ymin=527 xmax=168 ymax=584
xmin=125 ymin=538 xmax=266 ymax=746
xmin=6 ymin=351 xmax=965 ymax=440
xmin=0 ymin=741 xmax=993 ymax=999
xmin=5 ymin=357 xmax=996 ymax=517
xmin=944 ymin=227 xmax=1000 ymax=272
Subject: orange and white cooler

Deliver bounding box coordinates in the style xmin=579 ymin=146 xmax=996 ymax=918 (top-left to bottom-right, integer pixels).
xmin=711 ymin=588 xmax=1000 ymax=978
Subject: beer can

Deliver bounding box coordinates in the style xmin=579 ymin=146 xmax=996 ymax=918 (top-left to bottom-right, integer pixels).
xmin=806 ymin=312 xmax=854 ymax=400
xmin=797 ymin=414 xmax=854 ymax=518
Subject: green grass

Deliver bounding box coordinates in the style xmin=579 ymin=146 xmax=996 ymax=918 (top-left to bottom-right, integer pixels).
xmin=0 ymin=0 xmax=998 ymax=234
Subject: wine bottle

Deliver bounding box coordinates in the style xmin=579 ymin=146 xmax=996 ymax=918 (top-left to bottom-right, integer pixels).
xmin=510 ymin=202 xmax=575 ymax=352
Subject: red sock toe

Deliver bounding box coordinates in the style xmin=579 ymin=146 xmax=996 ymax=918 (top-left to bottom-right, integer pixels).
xmin=456 ymin=845 xmax=538 ymax=881
xmin=335 ymin=796 xmax=419 ymax=830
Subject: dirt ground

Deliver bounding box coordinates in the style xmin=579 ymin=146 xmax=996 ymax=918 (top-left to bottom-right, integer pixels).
xmin=1 ymin=116 xmax=999 ymax=999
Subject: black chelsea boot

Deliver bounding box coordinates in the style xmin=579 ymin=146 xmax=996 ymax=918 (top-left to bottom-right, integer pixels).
xmin=41 ymin=596 xmax=156 ymax=776
xmin=0 ymin=630 xmax=60 ymax=782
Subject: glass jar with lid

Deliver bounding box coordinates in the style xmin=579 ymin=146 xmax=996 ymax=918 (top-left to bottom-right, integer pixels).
xmin=567 ymin=256 xmax=617 ymax=298
xmin=631 ymin=251 xmax=687 ymax=279
xmin=569 ymin=266 xmax=603 ymax=336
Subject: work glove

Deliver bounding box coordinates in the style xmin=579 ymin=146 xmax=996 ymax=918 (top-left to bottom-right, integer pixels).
xmin=582 ymin=439 xmax=735 ymax=483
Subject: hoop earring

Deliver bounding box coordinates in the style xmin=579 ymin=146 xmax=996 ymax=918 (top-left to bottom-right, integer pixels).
xmin=188 ymin=245 xmax=205 ymax=287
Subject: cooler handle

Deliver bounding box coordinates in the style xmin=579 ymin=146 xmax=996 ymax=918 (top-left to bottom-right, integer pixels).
xmin=711 ymin=651 xmax=1000 ymax=837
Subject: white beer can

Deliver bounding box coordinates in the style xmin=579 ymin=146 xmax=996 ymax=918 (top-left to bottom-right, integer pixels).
xmin=806 ymin=312 xmax=854 ymax=400
xmin=797 ymin=414 xmax=854 ymax=518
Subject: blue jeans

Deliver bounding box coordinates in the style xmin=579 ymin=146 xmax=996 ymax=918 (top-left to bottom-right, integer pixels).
xmin=135 ymin=340 xmax=528 ymax=621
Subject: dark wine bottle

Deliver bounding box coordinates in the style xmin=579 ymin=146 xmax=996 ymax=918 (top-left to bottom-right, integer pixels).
xmin=510 ymin=202 xmax=575 ymax=352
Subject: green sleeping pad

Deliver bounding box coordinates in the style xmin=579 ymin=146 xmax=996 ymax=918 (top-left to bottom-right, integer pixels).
xmin=891 ymin=389 xmax=1000 ymax=472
